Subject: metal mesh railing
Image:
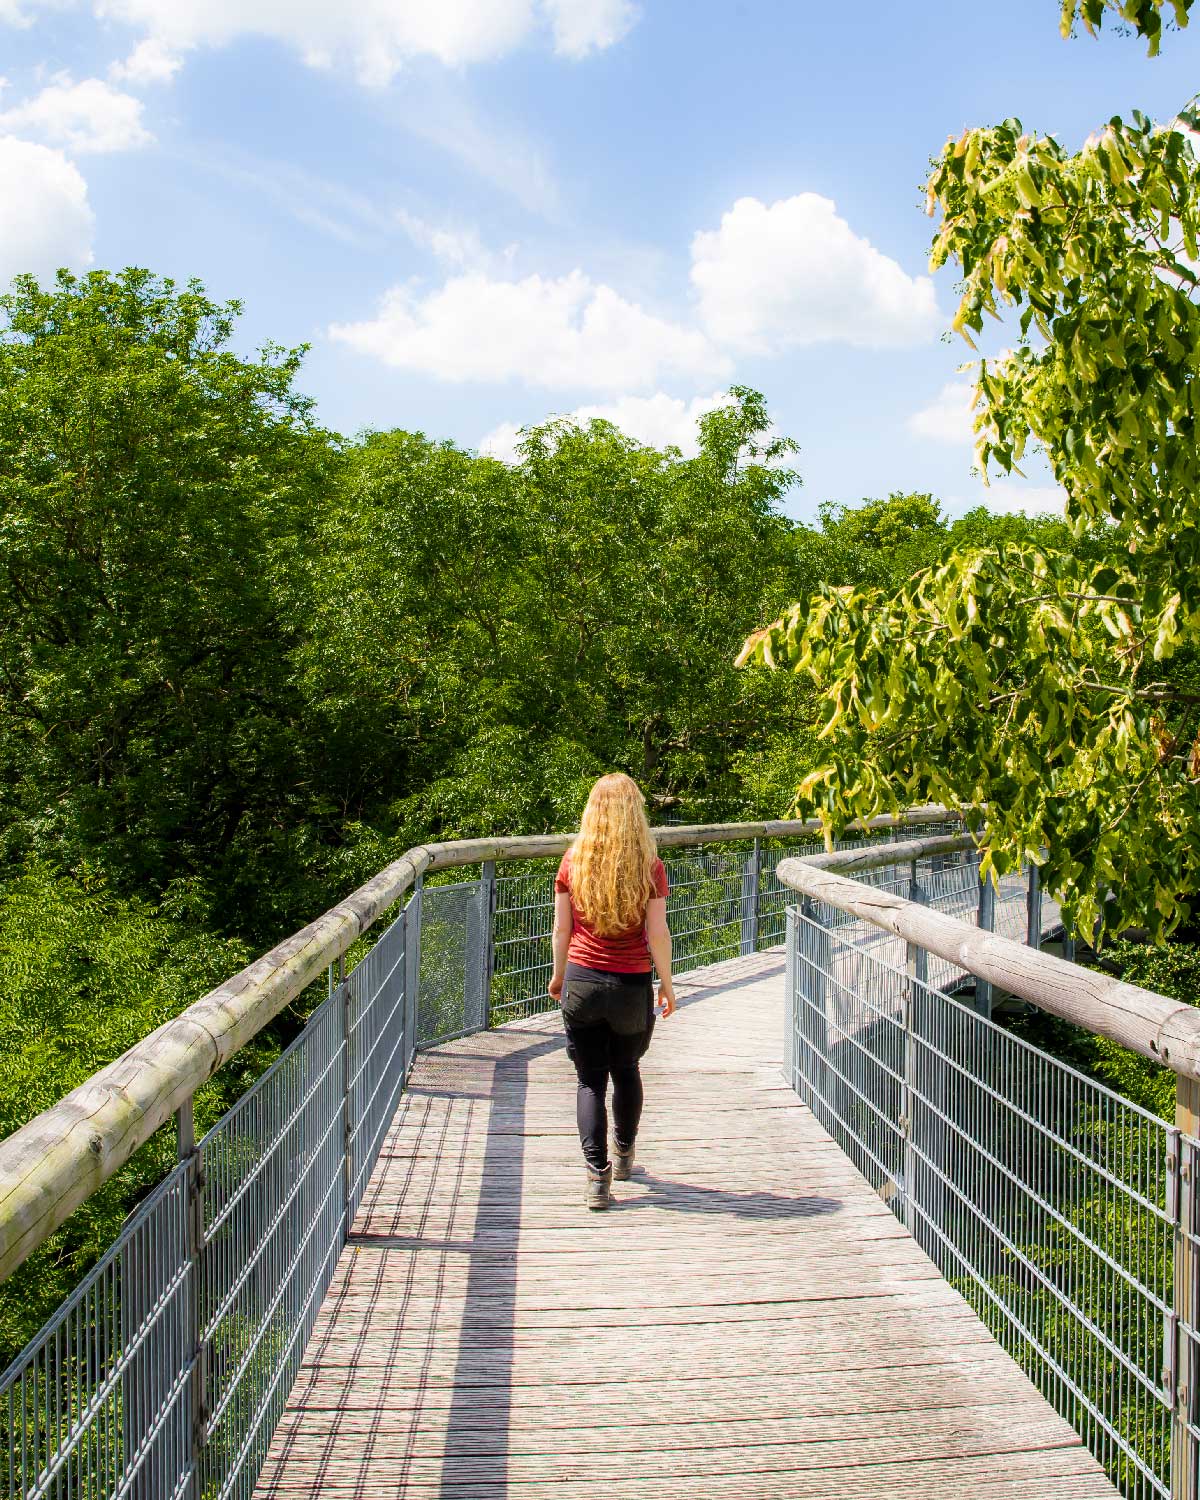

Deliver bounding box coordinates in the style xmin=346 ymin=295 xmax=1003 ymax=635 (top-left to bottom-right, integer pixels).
xmin=1 ymin=894 xmax=420 ymax=1500
xmin=198 ymin=993 xmax=346 ymax=1500
xmin=346 ymin=900 xmax=414 ymax=1222
xmin=491 ymin=865 xmax=556 ymax=1022
xmin=786 ymin=877 xmax=1179 ymax=1500
xmin=417 ymin=881 xmax=487 ymax=1047
xmin=488 ymin=826 xmax=921 ymax=1023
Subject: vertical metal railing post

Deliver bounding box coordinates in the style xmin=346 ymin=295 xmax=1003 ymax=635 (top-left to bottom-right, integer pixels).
xmin=1026 ymin=862 xmax=1043 ymax=950
xmin=337 ymin=954 xmax=352 ymax=1238
xmin=1173 ymin=1079 xmax=1200 ymax=1500
xmin=783 ymin=904 xmax=797 ymax=1087
xmin=796 ymin=896 xmax=830 ymax=1109
xmin=741 ymin=839 xmax=761 ymax=956
xmin=481 ymin=860 xmax=498 ymax=1026
xmin=1167 ymin=1121 xmax=1182 ymax=1489
xmin=404 ymin=876 xmax=423 ymax=1068
xmin=902 ymin=940 xmax=926 ymax=1237
xmin=976 ymin=871 xmax=995 ymax=1019
xmin=177 ymin=1097 xmax=207 ymax=1500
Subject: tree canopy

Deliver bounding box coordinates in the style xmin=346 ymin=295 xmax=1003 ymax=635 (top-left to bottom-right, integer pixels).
xmin=740 ymin=4 xmax=1200 ymax=941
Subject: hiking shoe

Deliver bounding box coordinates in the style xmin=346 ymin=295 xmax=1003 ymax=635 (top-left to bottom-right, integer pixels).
xmin=612 ymin=1142 xmax=635 ymax=1180
xmin=586 ymin=1164 xmax=612 ymax=1210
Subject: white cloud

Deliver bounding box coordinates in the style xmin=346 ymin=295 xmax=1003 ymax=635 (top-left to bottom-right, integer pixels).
xmin=329 ymin=270 xmax=730 ymax=392
xmin=908 ymin=378 xmax=976 ymax=445
xmin=480 ymin=389 xmax=729 ymax=461
xmin=0 ymin=1 xmax=636 ymax=87
xmin=690 ymin=193 xmax=941 ymax=352
xmin=0 ymin=135 xmax=93 ymax=283
xmin=543 ymin=0 xmax=638 ymax=57
xmin=97 ymin=0 xmax=533 ymax=74
xmin=0 ymin=75 xmax=151 ymax=153
xmin=337 ymin=197 xmax=948 ymax=393
xmin=109 ymin=38 xmax=181 ymax=84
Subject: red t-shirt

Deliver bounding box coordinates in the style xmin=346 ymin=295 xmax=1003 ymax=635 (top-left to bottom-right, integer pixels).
xmin=555 ymin=851 xmax=669 ymax=973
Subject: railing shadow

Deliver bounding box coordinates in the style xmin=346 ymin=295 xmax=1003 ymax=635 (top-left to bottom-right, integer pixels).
xmin=433 ymin=1024 xmax=565 ymax=1500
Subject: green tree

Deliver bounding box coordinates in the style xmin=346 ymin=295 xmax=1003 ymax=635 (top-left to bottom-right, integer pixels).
xmin=0 ymin=269 xmax=332 ymax=936
xmin=0 ymin=859 xmax=261 ymax=1368
xmin=302 ymin=387 xmax=809 ymax=838
xmin=740 ymin=11 xmax=1200 ymax=939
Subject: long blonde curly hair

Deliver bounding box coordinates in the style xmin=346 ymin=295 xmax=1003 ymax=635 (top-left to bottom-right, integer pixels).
xmin=569 ymin=773 xmax=659 ymax=936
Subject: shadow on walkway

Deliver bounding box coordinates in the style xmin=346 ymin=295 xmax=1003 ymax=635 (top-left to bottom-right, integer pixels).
xmin=616 ymin=1172 xmax=842 ymax=1221
xmin=434 ymin=1026 xmax=564 ymax=1500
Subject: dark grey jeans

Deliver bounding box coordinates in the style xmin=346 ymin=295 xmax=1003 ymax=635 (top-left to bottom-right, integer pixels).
xmin=562 ymin=965 xmax=655 ymax=1171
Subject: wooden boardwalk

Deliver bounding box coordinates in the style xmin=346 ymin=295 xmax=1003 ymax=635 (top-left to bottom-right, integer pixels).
xmin=256 ymin=949 xmax=1119 ymax=1499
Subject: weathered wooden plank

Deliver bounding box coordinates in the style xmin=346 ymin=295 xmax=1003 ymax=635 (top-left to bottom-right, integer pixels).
xmin=273 ymin=1356 xmax=1052 ymax=1420
xmin=254 ymin=1429 xmax=1102 ymax=1485
xmin=258 ymin=1406 xmax=1087 ymax=1466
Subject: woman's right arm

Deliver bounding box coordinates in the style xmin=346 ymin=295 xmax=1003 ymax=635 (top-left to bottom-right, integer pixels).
xmin=549 ymin=890 xmax=572 ymax=1001
xmin=646 ymin=898 xmax=675 ymax=1017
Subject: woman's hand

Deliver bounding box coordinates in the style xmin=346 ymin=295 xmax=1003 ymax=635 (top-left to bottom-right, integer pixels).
xmin=548 ymin=972 xmax=564 ymax=1002
xmin=656 ymin=980 xmax=676 ymax=1018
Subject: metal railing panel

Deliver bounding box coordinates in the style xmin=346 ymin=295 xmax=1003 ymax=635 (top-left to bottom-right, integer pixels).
xmin=491 ymin=864 xmax=557 ymax=1023
xmin=417 ymin=880 xmax=486 ymax=1047
xmin=788 ymin=902 xmax=1177 ymax=1500
xmin=663 ymin=848 xmax=749 ymax=973
xmin=346 ymin=899 xmax=411 ymax=1221
xmin=197 ymin=988 xmax=345 ymax=1500
xmin=1 ymin=1166 xmax=192 ymax=1500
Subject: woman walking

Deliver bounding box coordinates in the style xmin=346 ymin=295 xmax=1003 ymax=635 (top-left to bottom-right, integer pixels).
xmin=548 ymin=773 xmax=676 ymax=1210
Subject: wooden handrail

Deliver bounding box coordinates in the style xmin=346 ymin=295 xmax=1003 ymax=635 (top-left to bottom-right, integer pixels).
xmin=0 ymin=805 xmax=949 ymax=1282
xmin=776 ymin=849 xmax=1200 ymax=1084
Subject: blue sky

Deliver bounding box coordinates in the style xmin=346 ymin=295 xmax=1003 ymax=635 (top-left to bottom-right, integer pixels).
xmin=1 ymin=0 xmax=1197 ymax=522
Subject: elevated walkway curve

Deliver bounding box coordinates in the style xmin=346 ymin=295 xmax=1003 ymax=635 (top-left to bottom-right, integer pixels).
xmin=255 ymin=947 xmax=1117 ymax=1499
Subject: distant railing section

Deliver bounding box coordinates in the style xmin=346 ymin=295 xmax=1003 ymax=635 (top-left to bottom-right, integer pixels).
xmin=0 ymin=806 xmax=950 ymax=1500
xmin=776 ymin=841 xmax=1200 ymax=1500
xmin=486 ymin=817 xmax=967 ymax=1025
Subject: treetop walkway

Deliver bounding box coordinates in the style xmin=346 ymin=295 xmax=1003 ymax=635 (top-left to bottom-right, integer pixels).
xmin=1 ymin=810 xmax=1198 ymax=1498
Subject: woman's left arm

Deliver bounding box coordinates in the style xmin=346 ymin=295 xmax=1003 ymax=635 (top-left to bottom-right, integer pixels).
xmin=549 ymin=891 xmax=572 ymax=1001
